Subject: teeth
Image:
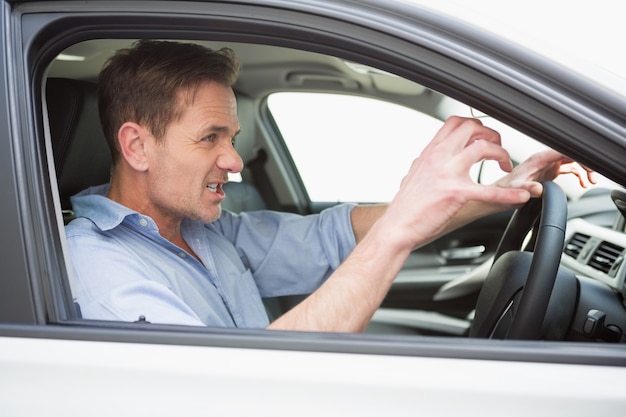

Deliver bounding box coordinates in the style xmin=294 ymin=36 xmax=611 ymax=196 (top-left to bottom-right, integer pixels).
xmin=206 ymin=184 xmax=218 ymax=192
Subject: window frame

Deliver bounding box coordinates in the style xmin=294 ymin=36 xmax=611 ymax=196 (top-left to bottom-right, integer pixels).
xmin=3 ymin=0 xmax=624 ymax=367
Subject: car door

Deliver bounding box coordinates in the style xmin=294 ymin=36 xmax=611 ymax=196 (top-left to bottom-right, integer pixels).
xmin=1 ymin=1 xmax=625 ymax=416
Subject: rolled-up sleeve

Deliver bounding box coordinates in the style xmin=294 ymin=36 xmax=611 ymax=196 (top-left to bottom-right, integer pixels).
xmin=212 ymin=204 xmax=357 ymax=297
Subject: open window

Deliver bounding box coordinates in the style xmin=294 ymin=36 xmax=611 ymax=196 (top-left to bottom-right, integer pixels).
xmin=42 ymin=35 xmax=617 ymax=339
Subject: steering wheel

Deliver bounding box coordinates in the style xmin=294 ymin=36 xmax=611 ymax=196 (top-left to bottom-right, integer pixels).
xmin=469 ymin=181 xmax=568 ymax=340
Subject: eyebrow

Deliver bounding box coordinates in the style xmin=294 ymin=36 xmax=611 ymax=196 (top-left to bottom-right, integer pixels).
xmin=203 ymin=125 xmax=241 ymax=137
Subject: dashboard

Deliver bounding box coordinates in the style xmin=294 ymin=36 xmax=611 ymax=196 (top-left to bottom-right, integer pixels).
xmin=561 ymin=188 xmax=626 ymax=343
xmin=563 ymin=218 xmax=626 ymax=298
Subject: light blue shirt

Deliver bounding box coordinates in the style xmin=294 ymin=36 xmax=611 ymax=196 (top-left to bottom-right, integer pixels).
xmin=65 ymin=184 xmax=356 ymax=328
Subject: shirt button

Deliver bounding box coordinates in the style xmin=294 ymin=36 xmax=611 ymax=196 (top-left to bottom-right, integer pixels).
xmin=139 ymin=218 xmax=148 ymax=227
xmin=178 ymin=252 xmax=187 ymax=259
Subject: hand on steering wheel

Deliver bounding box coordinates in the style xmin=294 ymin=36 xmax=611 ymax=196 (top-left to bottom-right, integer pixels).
xmin=469 ymin=181 xmax=577 ymax=340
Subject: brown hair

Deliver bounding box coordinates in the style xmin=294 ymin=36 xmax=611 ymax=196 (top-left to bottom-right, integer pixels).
xmin=98 ymin=39 xmax=241 ymax=164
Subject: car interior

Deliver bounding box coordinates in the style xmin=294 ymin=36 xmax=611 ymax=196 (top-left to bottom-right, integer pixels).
xmin=44 ymin=38 xmax=626 ymax=342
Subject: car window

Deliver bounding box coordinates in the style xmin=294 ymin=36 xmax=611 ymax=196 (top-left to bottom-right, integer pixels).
xmin=267 ymin=92 xmax=453 ymax=203
xmin=267 ymin=91 xmax=606 ymax=204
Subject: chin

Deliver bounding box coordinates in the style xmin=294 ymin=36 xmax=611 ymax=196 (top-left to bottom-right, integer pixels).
xmin=187 ymin=203 xmax=222 ymax=224
xmin=204 ymin=205 xmax=223 ymax=223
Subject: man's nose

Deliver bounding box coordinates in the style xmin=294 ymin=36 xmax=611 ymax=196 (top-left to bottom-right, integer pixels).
xmin=217 ymin=141 xmax=244 ymax=173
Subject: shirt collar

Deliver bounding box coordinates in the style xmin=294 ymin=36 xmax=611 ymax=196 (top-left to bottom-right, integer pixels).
xmin=70 ymin=183 xmax=148 ymax=231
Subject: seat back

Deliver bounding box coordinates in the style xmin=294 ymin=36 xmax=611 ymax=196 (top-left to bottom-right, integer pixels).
xmin=221 ymin=95 xmax=267 ymax=212
xmin=222 ymin=182 xmax=266 ymax=212
xmin=46 ymin=78 xmax=112 ymax=216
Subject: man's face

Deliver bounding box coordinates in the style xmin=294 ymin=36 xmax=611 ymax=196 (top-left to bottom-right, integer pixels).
xmin=144 ymin=81 xmax=243 ymax=225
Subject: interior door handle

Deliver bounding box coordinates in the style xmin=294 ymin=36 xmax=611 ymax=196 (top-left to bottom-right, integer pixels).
xmin=440 ymin=245 xmax=486 ymax=260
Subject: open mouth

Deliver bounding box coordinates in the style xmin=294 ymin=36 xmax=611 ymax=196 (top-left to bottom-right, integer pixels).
xmin=206 ymin=183 xmax=225 ymax=197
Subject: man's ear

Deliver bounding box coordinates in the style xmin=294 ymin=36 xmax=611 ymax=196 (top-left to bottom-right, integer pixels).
xmin=117 ymin=122 xmax=149 ymax=172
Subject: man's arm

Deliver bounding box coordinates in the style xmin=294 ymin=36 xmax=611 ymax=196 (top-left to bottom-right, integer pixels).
xmin=350 ymin=204 xmax=386 ymax=244
xmin=268 ymin=117 xmax=594 ymax=332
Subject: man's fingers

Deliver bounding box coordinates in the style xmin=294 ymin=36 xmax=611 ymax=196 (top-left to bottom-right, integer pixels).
xmin=466 ymin=182 xmax=532 ymax=205
xmin=457 ymin=139 xmax=514 ymax=173
xmin=424 ymin=116 xmax=501 ymax=154
xmin=424 ymin=116 xmax=474 ymax=149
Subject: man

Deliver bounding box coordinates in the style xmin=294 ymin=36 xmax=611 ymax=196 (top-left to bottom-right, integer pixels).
xmin=65 ymin=40 xmax=594 ymax=332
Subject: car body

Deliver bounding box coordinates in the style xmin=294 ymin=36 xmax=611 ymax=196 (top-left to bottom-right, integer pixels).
xmin=1 ymin=0 xmax=625 ymax=415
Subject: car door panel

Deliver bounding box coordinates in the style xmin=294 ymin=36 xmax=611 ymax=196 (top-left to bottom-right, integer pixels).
xmin=3 ymin=327 xmax=626 ymax=417
xmin=383 ymin=209 xmax=514 ymax=309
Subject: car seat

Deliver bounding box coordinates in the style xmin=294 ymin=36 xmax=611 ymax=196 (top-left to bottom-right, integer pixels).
xmin=221 ymin=95 xmax=268 ymax=213
xmin=46 ymin=78 xmax=112 ymax=223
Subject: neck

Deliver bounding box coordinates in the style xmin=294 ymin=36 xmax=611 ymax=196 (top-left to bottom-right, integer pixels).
xmin=108 ymin=169 xmax=199 ymax=261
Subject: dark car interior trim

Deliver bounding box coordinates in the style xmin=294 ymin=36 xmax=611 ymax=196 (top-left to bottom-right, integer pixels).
xmin=2 ymin=322 xmax=626 ymax=366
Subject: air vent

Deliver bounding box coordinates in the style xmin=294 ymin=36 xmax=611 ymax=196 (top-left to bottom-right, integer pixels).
xmin=588 ymin=241 xmax=624 ymax=274
xmin=564 ymin=233 xmax=590 ymax=258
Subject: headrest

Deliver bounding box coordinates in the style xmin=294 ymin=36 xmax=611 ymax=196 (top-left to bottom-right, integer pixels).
xmin=235 ymin=95 xmax=258 ymax=164
xmin=46 ymin=78 xmax=112 ymax=210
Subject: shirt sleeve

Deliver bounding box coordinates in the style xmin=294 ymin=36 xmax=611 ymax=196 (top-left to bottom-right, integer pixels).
xmin=211 ymin=203 xmax=357 ymax=297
